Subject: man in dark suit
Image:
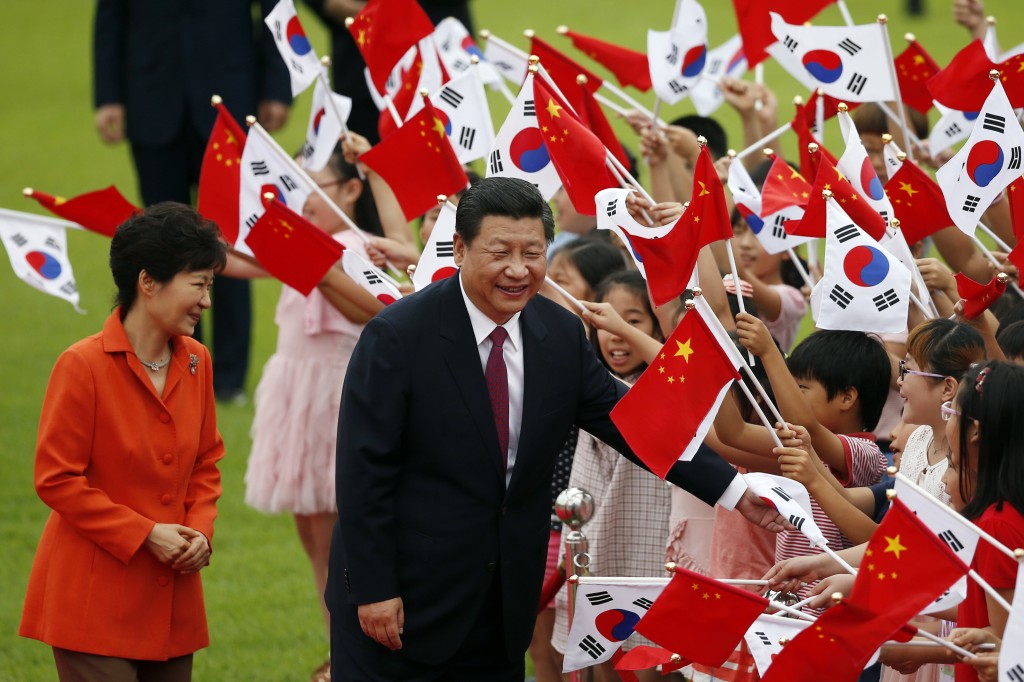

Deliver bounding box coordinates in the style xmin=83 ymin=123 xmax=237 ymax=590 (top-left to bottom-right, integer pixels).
xmin=329 ymin=177 xmax=785 ymax=680
xmin=93 ymin=0 xmax=292 ymax=401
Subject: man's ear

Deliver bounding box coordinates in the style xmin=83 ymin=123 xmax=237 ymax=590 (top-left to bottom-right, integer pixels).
xmin=836 ymin=385 xmax=858 ymax=413
xmin=453 ymin=232 xmax=466 ymax=268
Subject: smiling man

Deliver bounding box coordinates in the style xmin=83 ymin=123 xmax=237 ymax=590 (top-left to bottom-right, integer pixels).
xmin=328 ymin=177 xmax=786 ymax=681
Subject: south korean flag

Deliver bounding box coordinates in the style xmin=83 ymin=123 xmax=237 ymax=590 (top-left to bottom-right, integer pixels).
xmin=727 ymin=159 xmax=812 ymax=256
xmin=432 ymin=17 xmax=501 ymax=86
xmin=483 ymin=34 xmax=528 ymax=86
xmin=486 ymin=72 xmax=561 ymax=200
xmin=239 ymin=124 xmax=314 ymax=256
xmin=928 ymin=103 xmax=978 ymax=158
xmin=894 ymin=479 xmax=979 ymax=614
xmin=936 ymin=79 xmax=1024 ymax=235
xmin=265 ymin=0 xmax=322 ymax=96
xmin=837 ymin=109 xmax=896 ymax=219
xmin=430 ymin=68 xmax=495 ymax=164
xmin=999 ymin=565 xmax=1024 ymax=682
xmin=766 ymin=13 xmax=897 ymax=103
xmin=690 ymin=34 xmax=746 ymax=117
xmin=743 ymin=614 xmax=811 ymax=677
xmin=647 ymin=0 xmax=708 ymax=105
xmin=302 ymin=71 xmax=353 ymax=172
xmin=743 ymin=473 xmax=827 ymax=548
xmin=411 ymin=200 xmax=458 ymax=291
xmin=594 ymin=188 xmax=674 ymax=279
xmin=0 ymin=209 xmax=84 ymax=312
xmin=811 ymin=197 xmax=910 ymax=333
xmin=562 ymin=578 xmax=666 ymax=673
xmin=341 ymin=250 xmax=403 ymax=305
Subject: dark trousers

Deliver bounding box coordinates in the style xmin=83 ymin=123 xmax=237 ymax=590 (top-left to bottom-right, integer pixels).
xmin=130 ymin=118 xmax=251 ymax=393
xmin=331 ymin=572 xmax=524 ymax=682
xmin=53 ymin=648 xmax=192 ymax=682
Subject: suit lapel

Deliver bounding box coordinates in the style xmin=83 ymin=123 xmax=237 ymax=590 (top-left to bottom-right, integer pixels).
xmin=438 ymin=277 xmax=506 ymax=479
xmin=505 ymin=302 xmax=549 ymax=497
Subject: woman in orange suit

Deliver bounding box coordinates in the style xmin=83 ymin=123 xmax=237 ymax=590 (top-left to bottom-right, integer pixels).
xmin=20 ymin=202 xmax=227 ymax=681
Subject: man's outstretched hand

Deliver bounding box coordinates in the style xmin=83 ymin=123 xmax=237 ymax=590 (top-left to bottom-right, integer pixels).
xmin=736 ymin=489 xmax=793 ymax=533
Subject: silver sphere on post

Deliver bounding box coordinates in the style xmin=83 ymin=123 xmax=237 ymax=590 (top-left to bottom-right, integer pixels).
xmin=555 ymin=487 xmax=595 ymax=530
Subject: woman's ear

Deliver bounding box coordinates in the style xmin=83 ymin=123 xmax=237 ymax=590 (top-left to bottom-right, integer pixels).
xmin=339 ymin=176 xmax=364 ymax=205
xmin=137 ymin=270 xmax=156 ymax=298
xmin=941 ymin=377 xmax=959 ymax=402
xmin=967 ymin=418 xmax=981 ymax=446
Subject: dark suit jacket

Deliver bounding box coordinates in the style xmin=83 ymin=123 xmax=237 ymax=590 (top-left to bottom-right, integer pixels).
xmin=93 ymin=0 xmax=292 ymax=146
xmin=329 ymin=274 xmax=738 ymax=665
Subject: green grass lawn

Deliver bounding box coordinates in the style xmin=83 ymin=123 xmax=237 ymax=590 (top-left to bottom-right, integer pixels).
xmin=1 ymin=1 xmax=1019 ymax=679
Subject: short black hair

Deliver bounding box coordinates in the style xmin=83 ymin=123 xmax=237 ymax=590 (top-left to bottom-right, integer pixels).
xmin=997 ymin=320 xmax=1024 ymax=360
xmin=109 ymin=202 xmax=226 ymax=312
xmin=454 ymin=177 xmax=554 ymax=245
xmin=786 ymin=330 xmax=891 ymax=431
xmin=671 ymin=114 xmax=728 ymax=160
xmin=588 ymin=269 xmax=660 ymax=374
xmin=325 ymin=143 xmax=385 ymax=237
xmin=552 ymin=235 xmax=626 ymax=296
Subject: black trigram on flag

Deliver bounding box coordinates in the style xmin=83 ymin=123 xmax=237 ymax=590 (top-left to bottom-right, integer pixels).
xmin=439 ymin=87 xmax=464 ymax=109
xmin=872 ymin=288 xmax=900 ymax=312
xmin=272 ymin=20 xmax=283 ymax=40
xmin=708 ymin=57 xmax=723 ymax=74
xmin=458 ymin=127 xmax=476 ymax=150
xmin=1007 ymin=663 xmax=1024 ymax=682
xmin=606 ymin=199 xmax=618 ymax=217
xmin=668 ymin=81 xmax=686 ymax=95
xmin=279 ymin=174 xmax=298 ymax=191
xmin=835 ymin=224 xmax=859 ymax=243
xmin=290 ymin=58 xmax=305 ymax=74
xmin=944 ymin=122 xmax=962 ymax=138
xmin=880 ymin=210 xmax=890 ymax=227
xmin=982 ymin=113 xmax=1005 ymax=134
xmin=837 ymin=38 xmax=862 ymax=55
xmin=363 ymin=270 xmax=383 ymax=285
xmin=783 ymin=35 xmax=799 ymax=52
xmin=489 ymin=149 xmax=504 ymax=174
xmin=44 ymin=236 xmax=61 ymax=251
xmin=245 ymin=213 xmax=259 ymax=229
xmin=632 ymin=597 xmax=654 ymax=610
xmin=60 ymin=281 xmax=77 ymax=295
xmin=250 ymin=160 xmax=270 ymax=176
xmin=585 ymin=590 xmax=613 ymax=606
xmin=938 ymin=530 xmax=964 ymax=552
xmin=962 ymin=195 xmax=981 ymax=213
xmin=1011 ymin=146 xmax=1022 ymax=170
xmin=788 ymin=514 xmax=805 ymax=530
xmin=579 ymin=634 xmax=606 ymax=660
xmin=436 ymin=240 xmax=454 ymax=258
xmin=452 ymin=58 xmax=468 ymax=71
xmin=667 ymin=44 xmax=679 ymax=64
xmin=846 ymin=73 xmax=867 ymax=96
xmin=523 ymin=99 xmax=536 ymax=117
xmin=830 ymin=284 xmax=854 ymax=309
xmin=771 ymin=215 xmax=787 ymax=239
xmin=11 ymin=233 xmax=27 ymax=247
xmin=754 ymin=631 xmax=772 ymax=646
xmin=770 ymin=485 xmax=793 ymax=502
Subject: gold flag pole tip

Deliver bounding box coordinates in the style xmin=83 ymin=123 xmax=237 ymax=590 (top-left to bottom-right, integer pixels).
xmin=877 ymin=14 xmax=888 ymax=24
xmin=807 ymin=142 xmax=819 ymax=154
xmin=470 ymin=55 xmax=480 ymax=65
xmin=837 ymin=102 xmax=849 ymax=113
xmin=831 ymin=591 xmax=844 ymax=604
xmin=697 ymin=135 xmax=708 ymax=147
xmin=262 ymin=192 xmax=276 ymax=202
xmin=886 ymin=465 xmax=898 ymax=476
xmin=344 ymin=17 xmax=354 ymax=27
xmin=406 ymin=264 xmax=417 ymax=277
xmin=576 ymin=74 xmax=588 ymax=85
xmin=437 ymin=194 xmax=447 ymax=204
xmin=528 ymin=55 xmax=540 ymax=66
xmin=793 ymin=95 xmax=804 ymax=106
xmin=1014 ymin=548 xmax=1024 ymax=559
xmin=523 ymin=29 xmax=535 ymax=39
xmin=670 ymin=654 xmax=682 ymax=664
xmin=684 ymin=299 xmax=697 ymax=311
xmin=822 ymin=189 xmax=834 ymax=200
xmin=997 ymin=272 xmax=1010 ymax=284
xmin=986 ymin=16 xmax=996 ymax=26
xmin=891 ymin=218 xmax=901 ymax=228
xmin=556 ymin=25 xmax=569 ymax=35
xmin=22 ymin=187 xmax=33 ymax=196
xmin=211 ymin=94 xmax=223 ymax=106
xmin=885 ymin=488 xmax=898 ymax=500
xmin=691 ymin=286 xmax=702 ymax=297
xmin=479 ymin=29 xmax=491 ymax=39
xmin=904 ymin=33 xmax=916 ymax=42
xmin=882 ymin=133 xmax=893 ymax=144
xmin=321 ymin=55 xmax=332 ymax=67
xmin=727 ymin=149 xmax=738 ymax=159
xmin=897 ymin=151 xmax=907 ymax=161
xmin=762 ymin=148 xmax=774 ymax=158
xmin=528 ymin=64 xmax=540 ymax=75
xmin=245 ymin=115 xmax=256 ymax=126
xmin=419 ymin=87 xmax=429 ymax=98
xmin=989 ymin=69 xmax=1000 ymax=81
xmin=664 ymin=562 xmax=677 ymax=573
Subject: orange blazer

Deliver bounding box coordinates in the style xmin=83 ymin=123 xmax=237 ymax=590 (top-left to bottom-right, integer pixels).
xmin=20 ymin=310 xmax=224 ymax=660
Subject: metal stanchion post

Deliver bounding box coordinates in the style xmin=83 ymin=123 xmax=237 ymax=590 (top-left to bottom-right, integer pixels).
xmin=555 ymin=487 xmax=595 ymax=682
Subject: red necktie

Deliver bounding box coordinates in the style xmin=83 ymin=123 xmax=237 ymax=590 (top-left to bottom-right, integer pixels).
xmin=485 ymin=326 xmax=509 ymax=471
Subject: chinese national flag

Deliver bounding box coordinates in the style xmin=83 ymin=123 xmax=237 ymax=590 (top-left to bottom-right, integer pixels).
xmin=955 ymin=272 xmax=1007 ymax=320
xmin=894 ymin=39 xmax=941 ymax=115
xmin=791 ymin=101 xmax=839 ymax=180
xmin=348 ymin=0 xmax=435 ymax=93
xmin=787 ymin=154 xmax=886 ymax=241
xmin=802 ymin=90 xmax=861 ymax=126
xmin=760 ymin=154 xmax=812 ymax=215
xmin=377 ymin=48 xmax=424 ymax=140
xmin=24 ymin=186 xmax=138 ymax=238
xmin=883 ymin=159 xmax=954 ymax=244
xmin=732 ymin=0 xmax=836 ymax=67
xmin=244 ymin=198 xmax=344 ymax=296
xmin=575 ymin=80 xmax=631 ymax=169
xmin=533 ymin=78 xmax=617 ymax=216
xmin=530 ymin=36 xmax=602 ymax=114
xmin=359 ymin=99 xmax=469 ymax=221
xmin=610 ymin=298 xmax=741 ymax=477
xmin=1007 ymin=175 xmax=1024 ymax=242
xmin=623 ymin=146 xmax=732 ymax=305
xmin=1010 ymin=238 xmax=1024 ymax=276
xmin=635 ymin=565 xmax=767 ymax=666
xmin=561 ymin=29 xmax=652 ymax=92
xmin=763 ymin=499 xmax=966 ymax=682
xmin=927 ymin=39 xmax=1024 ymax=112
xmin=198 ymin=101 xmax=246 ymax=244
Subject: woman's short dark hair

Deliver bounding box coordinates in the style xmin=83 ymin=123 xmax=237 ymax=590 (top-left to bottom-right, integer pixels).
xmin=455 ymin=177 xmax=554 ymax=245
xmin=553 ymin=236 xmax=627 ymax=297
xmin=109 ymin=202 xmax=226 ymax=312
xmin=588 ymin=270 xmax=661 ymax=374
